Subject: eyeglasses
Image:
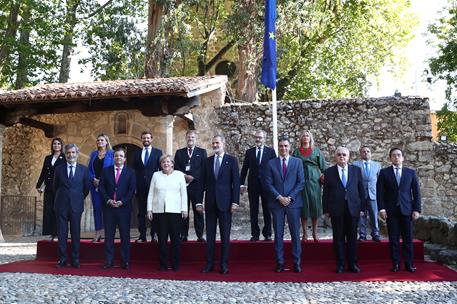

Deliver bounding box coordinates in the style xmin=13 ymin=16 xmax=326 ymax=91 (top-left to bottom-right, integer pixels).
xmin=337 ymin=153 xmax=347 ymax=157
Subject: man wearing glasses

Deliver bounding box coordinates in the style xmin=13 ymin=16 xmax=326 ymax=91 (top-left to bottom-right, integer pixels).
xmin=323 ymin=146 xmax=366 ymax=273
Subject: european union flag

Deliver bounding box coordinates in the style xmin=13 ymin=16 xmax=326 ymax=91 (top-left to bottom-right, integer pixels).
xmin=261 ymin=0 xmax=277 ymax=90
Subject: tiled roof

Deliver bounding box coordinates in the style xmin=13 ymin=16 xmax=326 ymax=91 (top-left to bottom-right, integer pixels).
xmin=0 ymin=76 xmax=227 ymax=104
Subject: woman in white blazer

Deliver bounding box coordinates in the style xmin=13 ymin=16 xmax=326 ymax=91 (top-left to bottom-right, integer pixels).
xmin=147 ymin=154 xmax=188 ymax=271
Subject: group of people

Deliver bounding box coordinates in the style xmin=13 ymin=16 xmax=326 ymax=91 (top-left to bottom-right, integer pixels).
xmin=36 ymin=129 xmax=421 ymax=275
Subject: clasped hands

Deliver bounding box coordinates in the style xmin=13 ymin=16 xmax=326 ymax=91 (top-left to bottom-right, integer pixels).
xmin=278 ymin=195 xmax=291 ymax=207
xmin=107 ymin=199 xmax=123 ymax=208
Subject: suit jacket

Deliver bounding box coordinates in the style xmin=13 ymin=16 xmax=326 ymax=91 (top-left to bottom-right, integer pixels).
xmin=240 ymin=145 xmax=276 ymax=187
xmin=174 ymin=146 xmax=207 ymax=202
xmin=36 ymin=153 xmax=66 ymax=191
xmin=322 ymin=165 xmax=366 ymax=217
xmin=352 ymin=160 xmax=381 ymax=200
xmin=376 ymin=166 xmax=421 ymax=216
xmin=263 ymin=156 xmax=305 ymax=209
xmin=133 ymin=146 xmax=162 ymax=196
xmin=53 ymin=163 xmax=90 ymax=213
xmin=99 ymin=165 xmax=136 ymax=211
xmin=204 ymin=153 xmax=240 ymax=212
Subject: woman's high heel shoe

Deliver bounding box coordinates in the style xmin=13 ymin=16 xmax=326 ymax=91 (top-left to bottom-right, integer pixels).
xmin=92 ymin=235 xmax=102 ymax=243
xmin=312 ymin=232 xmax=319 ymax=243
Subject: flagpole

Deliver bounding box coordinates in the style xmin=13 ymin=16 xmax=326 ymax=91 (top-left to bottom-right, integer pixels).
xmin=272 ymin=88 xmax=278 ymax=155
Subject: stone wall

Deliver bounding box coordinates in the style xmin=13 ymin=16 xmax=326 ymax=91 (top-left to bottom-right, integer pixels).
xmin=215 ymin=97 xmax=457 ymax=220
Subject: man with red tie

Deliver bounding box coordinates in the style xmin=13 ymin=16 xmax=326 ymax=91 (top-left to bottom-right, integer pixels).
xmin=99 ymin=147 xmax=136 ymax=269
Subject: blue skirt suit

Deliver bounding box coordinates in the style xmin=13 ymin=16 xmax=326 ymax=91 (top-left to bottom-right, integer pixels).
xmin=88 ymin=149 xmax=114 ymax=230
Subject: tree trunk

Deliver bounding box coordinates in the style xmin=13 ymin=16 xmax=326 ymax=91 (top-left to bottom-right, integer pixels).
xmin=0 ymin=2 xmax=20 ymax=72
xmin=58 ymin=0 xmax=81 ymax=83
xmin=144 ymin=0 xmax=166 ymax=78
xmin=15 ymin=4 xmax=31 ymax=89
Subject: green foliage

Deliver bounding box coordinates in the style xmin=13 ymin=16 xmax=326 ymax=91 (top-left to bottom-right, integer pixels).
xmin=437 ymin=103 xmax=457 ymax=141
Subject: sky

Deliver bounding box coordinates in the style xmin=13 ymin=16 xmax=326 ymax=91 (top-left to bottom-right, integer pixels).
xmin=69 ymin=0 xmax=450 ymax=110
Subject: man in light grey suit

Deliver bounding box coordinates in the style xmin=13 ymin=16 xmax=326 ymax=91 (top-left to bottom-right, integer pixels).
xmin=353 ymin=146 xmax=381 ymax=242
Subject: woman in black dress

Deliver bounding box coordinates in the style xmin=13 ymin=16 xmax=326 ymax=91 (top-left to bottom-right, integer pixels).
xmin=36 ymin=137 xmax=66 ymax=241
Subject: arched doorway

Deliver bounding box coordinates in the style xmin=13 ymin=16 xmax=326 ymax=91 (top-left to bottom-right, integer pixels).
xmin=113 ymin=143 xmax=141 ymax=229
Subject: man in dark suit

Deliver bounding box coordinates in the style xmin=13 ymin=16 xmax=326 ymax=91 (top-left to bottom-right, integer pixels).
xmin=323 ymin=146 xmax=366 ymax=273
xmin=377 ymin=147 xmax=421 ymax=273
xmin=263 ymin=137 xmax=304 ymax=273
xmin=99 ymin=147 xmax=136 ymax=270
xmin=133 ymin=130 xmax=162 ymax=242
xmin=240 ymin=130 xmax=276 ymax=242
xmin=201 ymin=134 xmax=240 ymax=275
xmin=53 ymin=143 xmax=90 ymax=268
xmin=174 ymin=130 xmax=207 ymax=242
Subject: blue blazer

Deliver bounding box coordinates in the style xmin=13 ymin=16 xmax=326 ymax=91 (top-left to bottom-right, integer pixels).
xmin=174 ymin=146 xmax=207 ymax=203
xmin=133 ymin=146 xmax=162 ymax=196
xmin=263 ymin=156 xmax=305 ymax=209
xmin=53 ymin=163 xmax=90 ymax=213
xmin=204 ymin=153 xmax=240 ymax=212
xmin=352 ymin=160 xmax=381 ymax=200
xmin=98 ymin=165 xmax=136 ymax=211
xmin=376 ymin=166 xmax=421 ymax=216
xmin=322 ymin=165 xmax=366 ymax=217
xmin=240 ymin=146 xmax=276 ymax=187
xmin=88 ymin=149 xmax=114 ymax=184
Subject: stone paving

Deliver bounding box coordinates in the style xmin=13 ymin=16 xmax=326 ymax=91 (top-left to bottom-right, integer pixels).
xmin=1 ymin=229 xmax=457 ymax=304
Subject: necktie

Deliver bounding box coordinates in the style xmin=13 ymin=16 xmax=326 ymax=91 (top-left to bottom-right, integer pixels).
xmin=256 ymin=148 xmax=261 ymax=165
xmin=69 ymin=165 xmax=74 ymax=180
xmin=364 ymin=162 xmax=369 ymax=177
xmin=144 ymin=148 xmax=149 ymax=165
xmin=188 ymin=147 xmax=193 ymax=159
xmin=114 ymin=167 xmax=121 ymax=201
xmin=341 ymin=168 xmax=347 ymax=188
xmin=395 ymin=167 xmax=401 ymax=186
xmin=282 ymin=158 xmax=287 ymax=178
xmin=214 ymin=156 xmax=221 ymax=179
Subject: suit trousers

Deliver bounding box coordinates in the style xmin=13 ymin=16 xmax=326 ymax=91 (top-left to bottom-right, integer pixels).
xmin=205 ymin=209 xmax=232 ymax=268
xmin=248 ymin=181 xmax=272 ymax=238
xmin=358 ymin=198 xmax=379 ymax=238
xmin=156 ymin=212 xmax=182 ymax=268
xmin=137 ymin=193 xmax=158 ymax=240
xmin=386 ymin=207 xmax=414 ymax=266
xmin=330 ymin=201 xmax=359 ymax=268
xmin=103 ymin=207 xmax=131 ymax=265
xmin=271 ymin=207 xmax=301 ymax=265
xmin=57 ymin=208 xmax=82 ymax=263
xmin=180 ymin=196 xmax=204 ymax=239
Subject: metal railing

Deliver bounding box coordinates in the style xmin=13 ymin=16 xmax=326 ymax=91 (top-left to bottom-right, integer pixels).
xmin=0 ymin=195 xmax=37 ymax=236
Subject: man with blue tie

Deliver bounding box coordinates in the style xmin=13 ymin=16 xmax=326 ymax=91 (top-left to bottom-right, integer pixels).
xmin=99 ymin=147 xmax=136 ymax=270
xmin=133 ymin=130 xmax=162 ymax=243
xmin=323 ymin=146 xmax=366 ymax=273
xmin=53 ymin=144 xmax=90 ymax=268
xmin=201 ymin=134 xmax=240 ymax=275
xmin=263 ymin=137 xmax=304 ymax=273
xmin=377 ymin=148 xmax=421 ymax=273
xmin=353 ymin=146 xmax=381 ymax=242
xmin=240 ymin=130 xmax=276 ymax=242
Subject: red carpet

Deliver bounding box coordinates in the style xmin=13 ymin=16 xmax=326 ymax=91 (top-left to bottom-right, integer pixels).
xmin=1 ymin=240 xmax=456 ymax=282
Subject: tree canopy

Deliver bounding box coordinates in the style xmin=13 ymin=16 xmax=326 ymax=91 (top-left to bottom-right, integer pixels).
xmin=0 ymin=0 xmax=417 ymax=102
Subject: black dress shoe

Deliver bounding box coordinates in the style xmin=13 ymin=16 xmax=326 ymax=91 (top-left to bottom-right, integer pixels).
xmin=71 ymin=261 xmax=80 ymax=269
xmin=197 ymin=237 xmax=206 ymax=243
xmin=181 ymin=236 xmax=188 ymax=242
xmin=151 ymin=238 xmax=158 ymax=243
xmin=121 ymin=262 xmax=129 ymax=270
xmin=159 ymin=265 xmax=168 ymax=271
xmin=220 ymin=266 xmax=229 ymax=274
xmin=172 ymin=265 xmax=179 ymax=271
xmin=336 ymin=265 xmax=345 ymax=273
xmin=391 ymin=264 xmax=400 ymax=272
xmin=293 ymin=264 xmax=302 ymax=273
xmin=201 ymin=265 xmax=214 ymax=273
xmin=275 ymin=264 xmax=285 ymax=273
xmin=349 ymin=264 xmax=361 ymax=273
xmin=250 ymin=236 xmax=259 ymax=242
xmin=405 ymin=265 xmax=416 ymax=273
xmin=358 ymin=237 xmax=367 ymax=242
xmin=136 ymin=238 xmax=147 ymax=243
xmin=103 ymin=263 xmax=114 ymax=269
xmin=56 ymin=260 xmax=67 ymax=268
xmin=372 ymin=236 xmax=381 ymax=242
xmin=264 ymin=236 xmax=272 ymax=241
